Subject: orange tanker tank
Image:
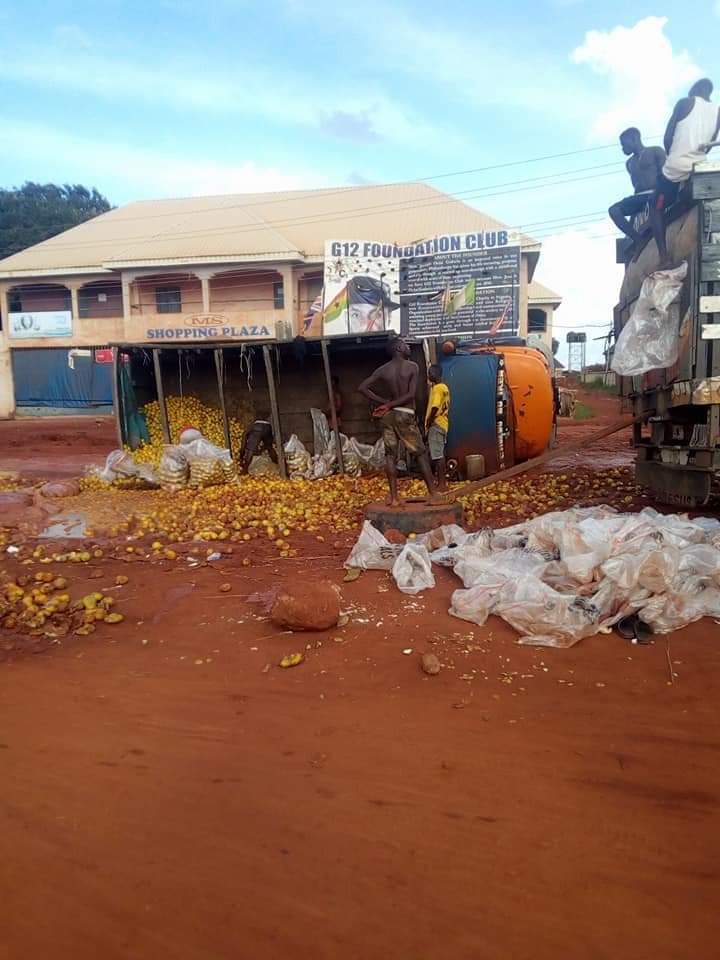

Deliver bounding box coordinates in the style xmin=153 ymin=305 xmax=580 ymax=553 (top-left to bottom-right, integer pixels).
xmin=494 ymin=345 xmax=556 ymax=462
xmin=440 ymin=341 xmax=556 ymax=477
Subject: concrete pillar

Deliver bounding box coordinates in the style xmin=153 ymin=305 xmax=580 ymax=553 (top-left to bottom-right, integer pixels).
xmin=201 ymin=276 xmax=211 ymax=313
xmin=67 ymin=281 xmax=80 ymax=325
xmin=192 ymin=269 xmax=213 ymax=313
xmin=121 ymin=276 xmax=132 ymax=321
xmin=0 ymin=285 xmax=15 ymax=418
xmin=278 ymin=265 xmax=296 ymax=333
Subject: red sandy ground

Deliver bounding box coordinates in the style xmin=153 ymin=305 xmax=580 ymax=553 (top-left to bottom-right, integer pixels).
xmin=1 ymin=403 xmax=720 ymax=960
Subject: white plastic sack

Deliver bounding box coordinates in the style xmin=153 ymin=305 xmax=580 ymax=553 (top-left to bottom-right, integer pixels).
xmin=98 ymin=449 xmax=158 ymax=485
xmin=182 ymin=436 xmax=232 ymax=466
xmin=611 ymin=262 xmax=687 ymax=377
xmin=344 ymin=521 xmax=402 ymax=570
xmin=248 ymin=452 xmax=279 ymax=476
xmin=311 ymin=408 xmax=332 ymax=457
xmin=392 ymin=543 xmax=435 ymax=595
xmin=158 ymin=444 xmax=189 ymax=491
xmin=346 ymin=436 xmax=386 ymax=473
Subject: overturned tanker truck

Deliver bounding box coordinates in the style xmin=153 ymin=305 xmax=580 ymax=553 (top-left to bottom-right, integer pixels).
xmin=614 ymin=154 xmax=720 ymax=506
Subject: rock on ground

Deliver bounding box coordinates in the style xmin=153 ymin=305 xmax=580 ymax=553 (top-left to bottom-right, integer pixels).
xmin=271 ymin=580 xmax=341 ymax=631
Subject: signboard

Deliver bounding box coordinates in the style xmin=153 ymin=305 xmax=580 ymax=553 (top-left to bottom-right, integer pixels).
xmin=323 ymin=240 xmax=401 ymax=336
xmin=322 ymin=231 xmax=521 ymax=339
xmin=123 ymin=312 xmax=276 ymax=343
xmin=8 ymin=311 xmax=72 ymax=340
xmin=401 ymin=240 xmax=520 ymax=338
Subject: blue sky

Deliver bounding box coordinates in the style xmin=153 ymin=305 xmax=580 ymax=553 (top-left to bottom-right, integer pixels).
xmin=0 ymin=1 xmax=716 ymax=360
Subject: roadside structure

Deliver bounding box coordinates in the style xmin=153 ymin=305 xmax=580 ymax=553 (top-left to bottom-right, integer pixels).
xmin=0 ymin=182 xmax=548 ymax=416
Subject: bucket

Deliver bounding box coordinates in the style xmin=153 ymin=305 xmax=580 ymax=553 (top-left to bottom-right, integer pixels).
xmin=465 ymin=454 xmax=486 ymax=481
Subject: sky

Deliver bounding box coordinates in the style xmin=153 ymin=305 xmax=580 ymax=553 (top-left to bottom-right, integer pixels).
xmin=0 ymin=0 xmax=717 ymax=363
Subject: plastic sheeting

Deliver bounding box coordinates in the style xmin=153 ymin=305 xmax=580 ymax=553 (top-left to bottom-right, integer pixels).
xmin=12 ymin=348 xmax=113 ymax=408
xmin=345 ymin=507 xmax=720 ymax=645
xmin=611 ymin=263 xmax=687 ymax=377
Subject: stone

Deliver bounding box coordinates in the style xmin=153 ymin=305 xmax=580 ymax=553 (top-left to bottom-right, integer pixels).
xmin=271 ymin=580 xmax=341 ymax=631
xmin=39 ymin=479 xmax=81 ymax=498
xmin=421 ymin=653 xmax=441 ymax=676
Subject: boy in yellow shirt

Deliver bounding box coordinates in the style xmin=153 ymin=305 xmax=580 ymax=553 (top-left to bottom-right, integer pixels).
xmin=425 ymin=364 xmax=450 ymax=492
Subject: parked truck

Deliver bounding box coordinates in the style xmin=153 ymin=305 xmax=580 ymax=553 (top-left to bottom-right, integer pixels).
xmin=615 ymin=154 xmax=720 ymax=507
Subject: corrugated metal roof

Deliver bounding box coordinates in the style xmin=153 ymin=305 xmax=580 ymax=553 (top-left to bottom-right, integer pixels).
xmin=0 ymin=182 xmax=539 ymax=277
xmin=528 ymin=279 xmax=562 ymax=304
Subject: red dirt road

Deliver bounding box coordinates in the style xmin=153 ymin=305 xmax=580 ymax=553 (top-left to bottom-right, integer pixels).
xmin=2 ymin=409 xmax=720 ymax=959
xmin=0 ymin=416 xmax=117 ymax=480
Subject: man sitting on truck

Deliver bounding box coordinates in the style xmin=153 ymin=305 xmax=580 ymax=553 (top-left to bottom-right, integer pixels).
xmin=608 ymin=128 xmax=665 ymax=247
xmin=651 ymin=78 xmax=720 ymax=267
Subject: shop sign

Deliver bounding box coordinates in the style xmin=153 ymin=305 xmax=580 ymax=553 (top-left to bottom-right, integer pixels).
xmin=8 ymin=311 xmax=73 ymax=339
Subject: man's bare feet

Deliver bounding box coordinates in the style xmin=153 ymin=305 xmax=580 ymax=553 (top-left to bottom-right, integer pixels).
xmin=385 ymin=495 xmax=401 ymax=507
xmin=429 ymin=491 xmax=454 ymax=505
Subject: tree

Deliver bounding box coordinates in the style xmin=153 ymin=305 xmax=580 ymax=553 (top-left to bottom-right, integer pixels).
xmin=552 ymin=337 xmax=559 ymax=356
xmin=0 ymin=182 xmax=112 ymax=260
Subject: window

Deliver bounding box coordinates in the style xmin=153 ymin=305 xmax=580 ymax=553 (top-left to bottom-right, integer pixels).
xmin=9 ymin=291 xmax=21 ymax=312
xmin=528 ymin=308 xmax=547 ymax=333
xmin=156 ymin=285 xmax=182 ymax=314
xmin=273 ymin=280 xmax=285 ymax=310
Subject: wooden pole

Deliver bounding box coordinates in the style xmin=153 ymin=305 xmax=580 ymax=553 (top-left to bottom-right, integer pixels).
xmin=214 ymin=348 xmax=232 ymax=454
xmin=111 ymin=346 xmax=123 ymax=447
xmin=453 ymin=415 xmax=641 ymax=500
xmin=320 ymin=338 xmax=344 ymax=474
xmin=263 ymin=344 xmax=287 ymax=479
xmin=152 ymin=348 xmax=171 ymax=443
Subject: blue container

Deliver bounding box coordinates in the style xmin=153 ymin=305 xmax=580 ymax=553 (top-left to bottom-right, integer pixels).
xmin=440 ymin=352 xmax=500 ymax=475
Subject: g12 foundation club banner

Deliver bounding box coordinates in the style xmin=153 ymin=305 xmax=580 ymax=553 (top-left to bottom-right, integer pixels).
xmin=322 ymin=240 xmax=401 ymax=336
xmin=400 ymin=234 xmax=521 ymax=339
xmin=322 ymin=232 xmax=520 ymax=338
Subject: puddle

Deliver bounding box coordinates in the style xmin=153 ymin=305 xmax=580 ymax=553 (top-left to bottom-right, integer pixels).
xmin=39 ymin=512 xmax=88 ymax=539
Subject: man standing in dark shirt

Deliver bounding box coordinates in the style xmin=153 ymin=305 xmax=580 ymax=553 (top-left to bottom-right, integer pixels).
xmin=608 ymin=128 xmax=666 ymax=244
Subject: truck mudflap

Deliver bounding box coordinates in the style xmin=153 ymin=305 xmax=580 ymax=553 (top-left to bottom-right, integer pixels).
xmin=635 ymin=459 xmax=713 ymax=507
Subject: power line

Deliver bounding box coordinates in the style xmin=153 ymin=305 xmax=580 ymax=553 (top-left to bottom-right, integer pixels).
xmin=25 ymin=165 xmax=627 ymax=253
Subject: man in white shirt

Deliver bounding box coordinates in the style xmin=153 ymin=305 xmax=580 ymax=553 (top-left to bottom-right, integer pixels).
xmin=651 ymin=78 xmax=720 ymax=267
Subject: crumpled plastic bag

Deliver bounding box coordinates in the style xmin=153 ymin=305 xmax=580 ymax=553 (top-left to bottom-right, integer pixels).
xmin=344 ymin=521 xmax=402 ymax=570
xmin=446 ymin=505 xmax=720 ymax=646
xmin=97 ymin=449 xmax=158 ymax=485
xmin=500 ymin=577 xmax=626 ymax=649
xmin=284 ymin=435 xmax=312 ymax=479
xmin=611 ymin=262 xmax=687 ymax=376
xmin=392 ymin=543 xmax=435 ymax=594
xmin=345 ymin=436 xmax=386 ymax=473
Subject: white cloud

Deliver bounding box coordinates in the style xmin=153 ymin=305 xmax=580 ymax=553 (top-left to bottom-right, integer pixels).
xmin=0 ymin=42 xmax=451 ymax=152
xmin=282 ymin=0 xmax=592 ymax=126
xmin=534 ymin=226 xmax=623 ymax=365
xmin=572 ymin=16 xmax=701 ymax=140
xmin=0 ymin=119 xmax=327 ymax=199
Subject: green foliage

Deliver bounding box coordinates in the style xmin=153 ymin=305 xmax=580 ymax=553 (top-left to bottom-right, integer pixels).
xmin=574 ymin=400 xmax=596 ymax=420
xmin=0 ymin=182 xmax=112 ymax=259
xmin=581 ymin=378 xmax=617 ymax=395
